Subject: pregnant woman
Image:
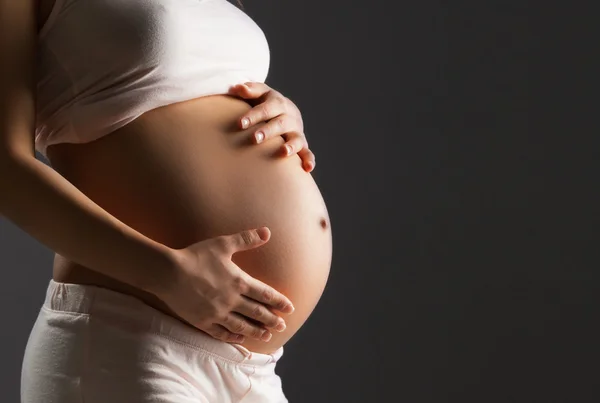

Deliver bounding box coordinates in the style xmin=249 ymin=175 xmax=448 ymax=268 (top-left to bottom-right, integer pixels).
xmin=1 ymin=0 xmax=332 ymax=402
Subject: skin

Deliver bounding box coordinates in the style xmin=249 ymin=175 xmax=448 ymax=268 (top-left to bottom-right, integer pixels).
xmin=48 ymin=94 xmax=333 ymax=355
xmin=36 ymin=0 xmax=332 ymax=355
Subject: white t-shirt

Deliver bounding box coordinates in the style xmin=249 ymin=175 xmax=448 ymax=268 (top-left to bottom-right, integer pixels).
xmin=35 ymin=0 xmax=270 ymax=159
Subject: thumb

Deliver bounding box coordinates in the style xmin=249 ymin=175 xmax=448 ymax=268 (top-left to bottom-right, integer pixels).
xmin=221 ymin=227 xmax=271 ymax=254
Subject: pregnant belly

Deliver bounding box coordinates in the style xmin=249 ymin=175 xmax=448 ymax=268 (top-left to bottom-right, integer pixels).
xmin=46 ymin=95 xmax=332 ymax=354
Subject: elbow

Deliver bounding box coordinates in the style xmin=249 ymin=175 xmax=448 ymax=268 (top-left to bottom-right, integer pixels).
xmin=0 ymin=140 xmax=36 ymax=169
xmin=0 ymin=142 xmax=36 ymax=188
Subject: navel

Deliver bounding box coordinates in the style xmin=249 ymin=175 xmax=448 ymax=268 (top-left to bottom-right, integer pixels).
xmin=319 ymin=217 xmax=328 ymax=230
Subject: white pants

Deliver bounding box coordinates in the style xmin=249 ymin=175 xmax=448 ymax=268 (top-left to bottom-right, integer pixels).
xmin=21 ymin=280 xmax=288 ymax=403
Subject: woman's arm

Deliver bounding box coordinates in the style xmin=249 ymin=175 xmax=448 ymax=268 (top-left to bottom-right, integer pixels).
xmin=0 ymin=156 xmax=177 ymax=295
xmin=0 ymin=0 xmax=175 ymax=295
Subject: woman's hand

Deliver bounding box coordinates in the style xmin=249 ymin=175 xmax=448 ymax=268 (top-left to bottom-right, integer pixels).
xmin=228 ymin=82 xmax=316 ymax=173
xmin=156 ymin=227 xmax=294 ymax=344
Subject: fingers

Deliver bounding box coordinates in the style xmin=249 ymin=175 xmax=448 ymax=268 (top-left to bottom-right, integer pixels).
xmin=219 ymin=312 xmax=273 ymax=342
xmin=279 ymin=132 xmax=307 ymax=156
xmin=230 ymin=83 xmax=311 ymax=166
xmin=297 ymin=147 xmax=316 ymax=172
xmin=216 ymin=227 xmax=271 ymax=255
xmin=229 ymin=82 xmax=270 ymax=100
xmin=250 ymin=114 xmax=296 ymax=144
xmin=205 ymin=324 xmax=247 ymax=344
xmin=278 ymin=132 xmax=316 ymax=172
xmin=243 ymin=277 xmax=295 ymax=314
xmin=234 ymin=296 xmax=287 ymax=332
xmin=242 ymin=100 xmax=288 ymax=133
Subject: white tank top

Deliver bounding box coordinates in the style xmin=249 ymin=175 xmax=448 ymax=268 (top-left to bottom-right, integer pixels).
xmin=35 ymin=0 xmax=270 ymax=158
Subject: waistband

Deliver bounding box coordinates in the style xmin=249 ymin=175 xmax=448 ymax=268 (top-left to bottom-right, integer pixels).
xmin=44 ymin=279 xmax=284 ymax=367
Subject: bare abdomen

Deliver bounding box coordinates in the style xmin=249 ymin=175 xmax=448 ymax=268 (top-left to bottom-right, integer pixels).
xmin=47 ymin=95 xmax=332 ymax=354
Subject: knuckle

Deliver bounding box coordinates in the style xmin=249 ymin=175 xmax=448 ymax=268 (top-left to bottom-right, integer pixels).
xmin=233 ymin=319 xmax=246 ymax=333
xmin=261 ymin=104 xmax=271 ymax=118
xmin=271 ymin=315 xmax=286 ymax=327
xmin=224 ymin=296 xmax=237 ymax=310
xmin=203 ymin=284 xmax=222 ymax=301
xmin=232 ymin=276 xmax=248 ymax=293
xmin=274 ymin=298 xmax=287 ymax=310
xmin=212 ymin=328 xmax=226 ymax=339
xmin=251 ymin=304 xmax=264 ymax=319
xmin=215 ymin=292 xmax=235 ymax=310
xmin=240 ymin=230 xmax=255 ymax=246
xmin=261 ymin=287 xmax=274 ymax=303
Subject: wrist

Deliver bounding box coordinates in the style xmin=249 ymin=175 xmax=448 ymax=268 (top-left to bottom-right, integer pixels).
xmin=139 ymin=243 xmax=182 ymax=299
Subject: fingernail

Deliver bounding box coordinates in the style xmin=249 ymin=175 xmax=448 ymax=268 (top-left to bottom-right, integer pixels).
xmin=285 ymin=144 xmax=292 ymax=155
xmin=255 ymin=131 xmax=264 ymax=143
xmin=241 ymin=118 xmax=250 ymax=129
xmin=286 ymin=304 xmax=295 ymax=313
xmin=262 ymin=332 xmax=272 ymax=342
xmin=236 ymin=335 xmax=245 ymax=342
xmin=275 ymin=321 xmax=286 ymax=332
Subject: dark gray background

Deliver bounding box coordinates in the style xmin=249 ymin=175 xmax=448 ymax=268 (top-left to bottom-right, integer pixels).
xmin=2 ymin=1 xmax=598 ymax=402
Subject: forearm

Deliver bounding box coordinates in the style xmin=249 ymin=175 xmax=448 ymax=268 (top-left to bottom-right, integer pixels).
xmin=0 ymin=154 xmax=177 ymax=295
